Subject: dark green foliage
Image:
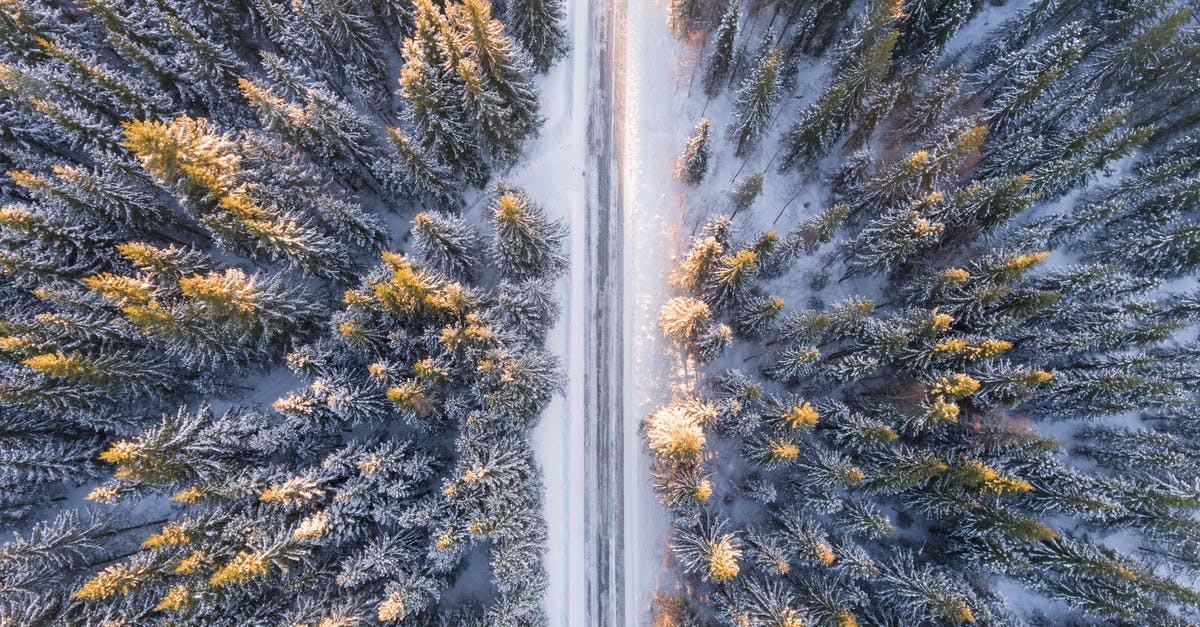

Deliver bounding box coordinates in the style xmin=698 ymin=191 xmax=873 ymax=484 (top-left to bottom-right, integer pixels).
xmin=508 ymin=0 xmax=569 ymax=73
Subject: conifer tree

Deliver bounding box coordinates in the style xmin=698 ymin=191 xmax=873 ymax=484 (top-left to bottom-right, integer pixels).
xmin=729 ymin=48 xmax=781 ymax=157
xmin=646 ymin=2 xmax=1200 ymax=624
xmin=896 ymin=0 xmax=978 ymax=56
xmin=507 ymin=0 xmax=568 ymax=73
xmin=671 ymin=514 xmax=741 ymax=582
xmin=668 ymin=0 xmax=720 ymax=36
xmin=448 ymin=0 xmax=541 ymax=161
xmin=0 ymin=0 xmax=565 ymax=621
xmin=675 ymin=117 xmax=711 ymax=186
xmin=659 ymin=296 xmax=712 ymax=346
xmin=702 ymin=3 xmax=739 ymax=99
xmin=411 ymin=211 xmax=485 ymax=281
xmin=489 ymin=182 xmax=567 ymax=282
xmin=383 ymin=126 xmax=463 ymax=210
xmin=399 ymin=0 xmax=487 ymax=185
xmin=730 ymin=173 xmax=764 ymax=214
xmin=845 ymin=198 xmax=945 ymax=278
xmin=707 ymin=248 xmax=758 ymax=311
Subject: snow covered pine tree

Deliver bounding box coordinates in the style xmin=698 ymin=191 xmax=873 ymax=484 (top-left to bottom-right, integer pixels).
xmin=652 ymin=0 xmax=1200 ymax=625
xmin=0 ymin=0 xmax=569 ymax=623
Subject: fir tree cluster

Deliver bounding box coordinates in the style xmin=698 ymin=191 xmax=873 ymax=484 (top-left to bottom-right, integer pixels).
xmin=656 ymin=0 xmax=1200 ymax=624
xmin=0 ymin=0 xmax=568 ymax=623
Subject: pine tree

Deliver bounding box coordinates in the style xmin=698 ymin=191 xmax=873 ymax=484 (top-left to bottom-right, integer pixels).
xmin=900 ymin=69 xmax=963 ymax=142
xmin=876 ymin=551 xmax=977 ymax=624
xmin=645 ymin=3 xmax=1200 ymax=625
xmin=730 ymin=173 xmax=764 ymax=214
xmin=702 ymin=2 xmax=739 ymax=98
xmin=979 ymin=22 xmax=1087 ymax=134
xmin=659 ymin=296 xmax=711 ymax=346
xmin=21 ymin=349 xmax=179 ymax=397
xmin=1110 ymin=223 xmax=1200 ymax=279
xmin=830 ymin=0 xmax=904 ymax=119
xmin=8 ymin=162 xmax=176 ymax=235
xmin=123 ymin=116 xmax=357 ymax=278
xmin=448 ymin=0 xmax=541 ymax=161
xmin=778 ymin=81 xmax=849 ymax=171
xmin=239 ymin=78 xmax=380 ymax=176
xmin=645 ymin=397 xmax=716 ymax=462
xmin=507 ymin=0 xmax=568 ymax=73
xmin=0 ymin=0 xmax=564 ymax=621
xmin=896 ymin=0 xmax=978 ymax=57
xmin=729 ymin=48 xmax=781 ymax=157
xmin=497 ymin=278 xmax=560 ymax=344
xmin=671 ymin=514 xmax=741 ymax=582
xmin=674 ymin=117 xmax=711 ymax=186
xmin=489 ymin=182 xmax=567 ymax=282
xmin=844 ymin=198 xmax=945 ymax=278
xmin=732 ymin=295 xmax=783 ymax=339
xmin=671 ymin=234 xmax=724 ymax=293
xmin=399 ymin=0 xmax=487 ymax=185
xmin=383 ymin=126 xmax=463 ymax=210
xmin=668 ymin=0 xmax=720 ymax=36
xmin=706 ymin=248 xmax=758 ymax=311
xmin=411 ymin=211 xmax=485 ymax=281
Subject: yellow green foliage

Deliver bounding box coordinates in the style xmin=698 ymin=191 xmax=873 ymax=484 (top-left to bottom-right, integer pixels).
xmin=782 ymin=401 xmax=819 ymax=429
xmin=73 ymin=563 xmax=150 ymax=600
xmin=706 ymin=535 xmax=740 ymax=582
xmin=209 ymin=551 xmax=270 ymax=587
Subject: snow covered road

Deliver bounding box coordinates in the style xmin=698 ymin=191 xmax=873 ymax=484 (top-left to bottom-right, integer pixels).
xmin=583 ymin=0 xmax=626 ymax=621
xmin=522 ymin=0 xmax=680 ymax=623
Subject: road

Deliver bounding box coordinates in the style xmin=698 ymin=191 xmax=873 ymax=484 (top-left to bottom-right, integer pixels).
xmin=583 ymin=0 xmax=627 ymax=624
xmin=530 ymin=0 xmax=676 ymax=622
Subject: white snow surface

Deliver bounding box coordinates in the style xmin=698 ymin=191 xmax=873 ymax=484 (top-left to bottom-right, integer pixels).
xmin=621 ymin=0 xmax=695 ymax=619
xmin=510 ymin=0 xmax=589 ymax=622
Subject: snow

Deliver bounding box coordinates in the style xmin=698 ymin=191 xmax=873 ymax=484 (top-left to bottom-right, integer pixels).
xmin=622 ymin=0 xmax=704 ymax=618
xmin=509 ymin=0 xmax=589 ymax=623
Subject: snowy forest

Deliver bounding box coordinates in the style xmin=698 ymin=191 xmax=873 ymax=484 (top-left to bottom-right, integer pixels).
xmin=0 ymin=0 xmax=1199 ymax=624
xmin=0 ymin=0 xmax=571 ymax=623
xmin=649 ymin=0 xmax=1200 ymax=625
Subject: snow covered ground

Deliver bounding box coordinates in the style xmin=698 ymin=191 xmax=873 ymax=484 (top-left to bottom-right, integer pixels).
xmin=509 ymin=0 xmax=590 ymax=622
xmin=620 ymin=0 xmax=692 ymax=620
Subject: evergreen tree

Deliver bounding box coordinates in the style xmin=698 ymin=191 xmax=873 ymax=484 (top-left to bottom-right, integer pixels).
xmin=844 ymin=197 xmax=945 ymax=278
xmin=448 ymin=0 xmax=541 ymax=161
xmin=671 ymin=514 xmax=741 ymax=582
xmin=399 ymin=0 xmax=488 ymax=186
xmin=675 ymin=117 xmax=711 ymax=186
xmin=0 ymin=0 xmax=565 ymax=621
xmin=507 ymin=0 xmax=568 ymax=73
xmin=730 ymin=173 xmax=764 ymax=214
xmin=646 ymin=1 xmax=1200 ymax=625
xmin=729 ymin=48 xmax=781 ymax=157
xmin=702 ymin=2 xmax=739 ymax=98
xmin=896 ymin=0 xmax=978 ymax=56
xmin=489 ymin=182 xmax=567 ymax=282
xmin=411 ymin=211 xmax=485 ymax=281
xmin=668 ymin=0 xmax=720 ymax=36
xmin=706 ymin=248 xmax=758 ymax=311
xmin=384 ymin=126 xmax=463 ymax=210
